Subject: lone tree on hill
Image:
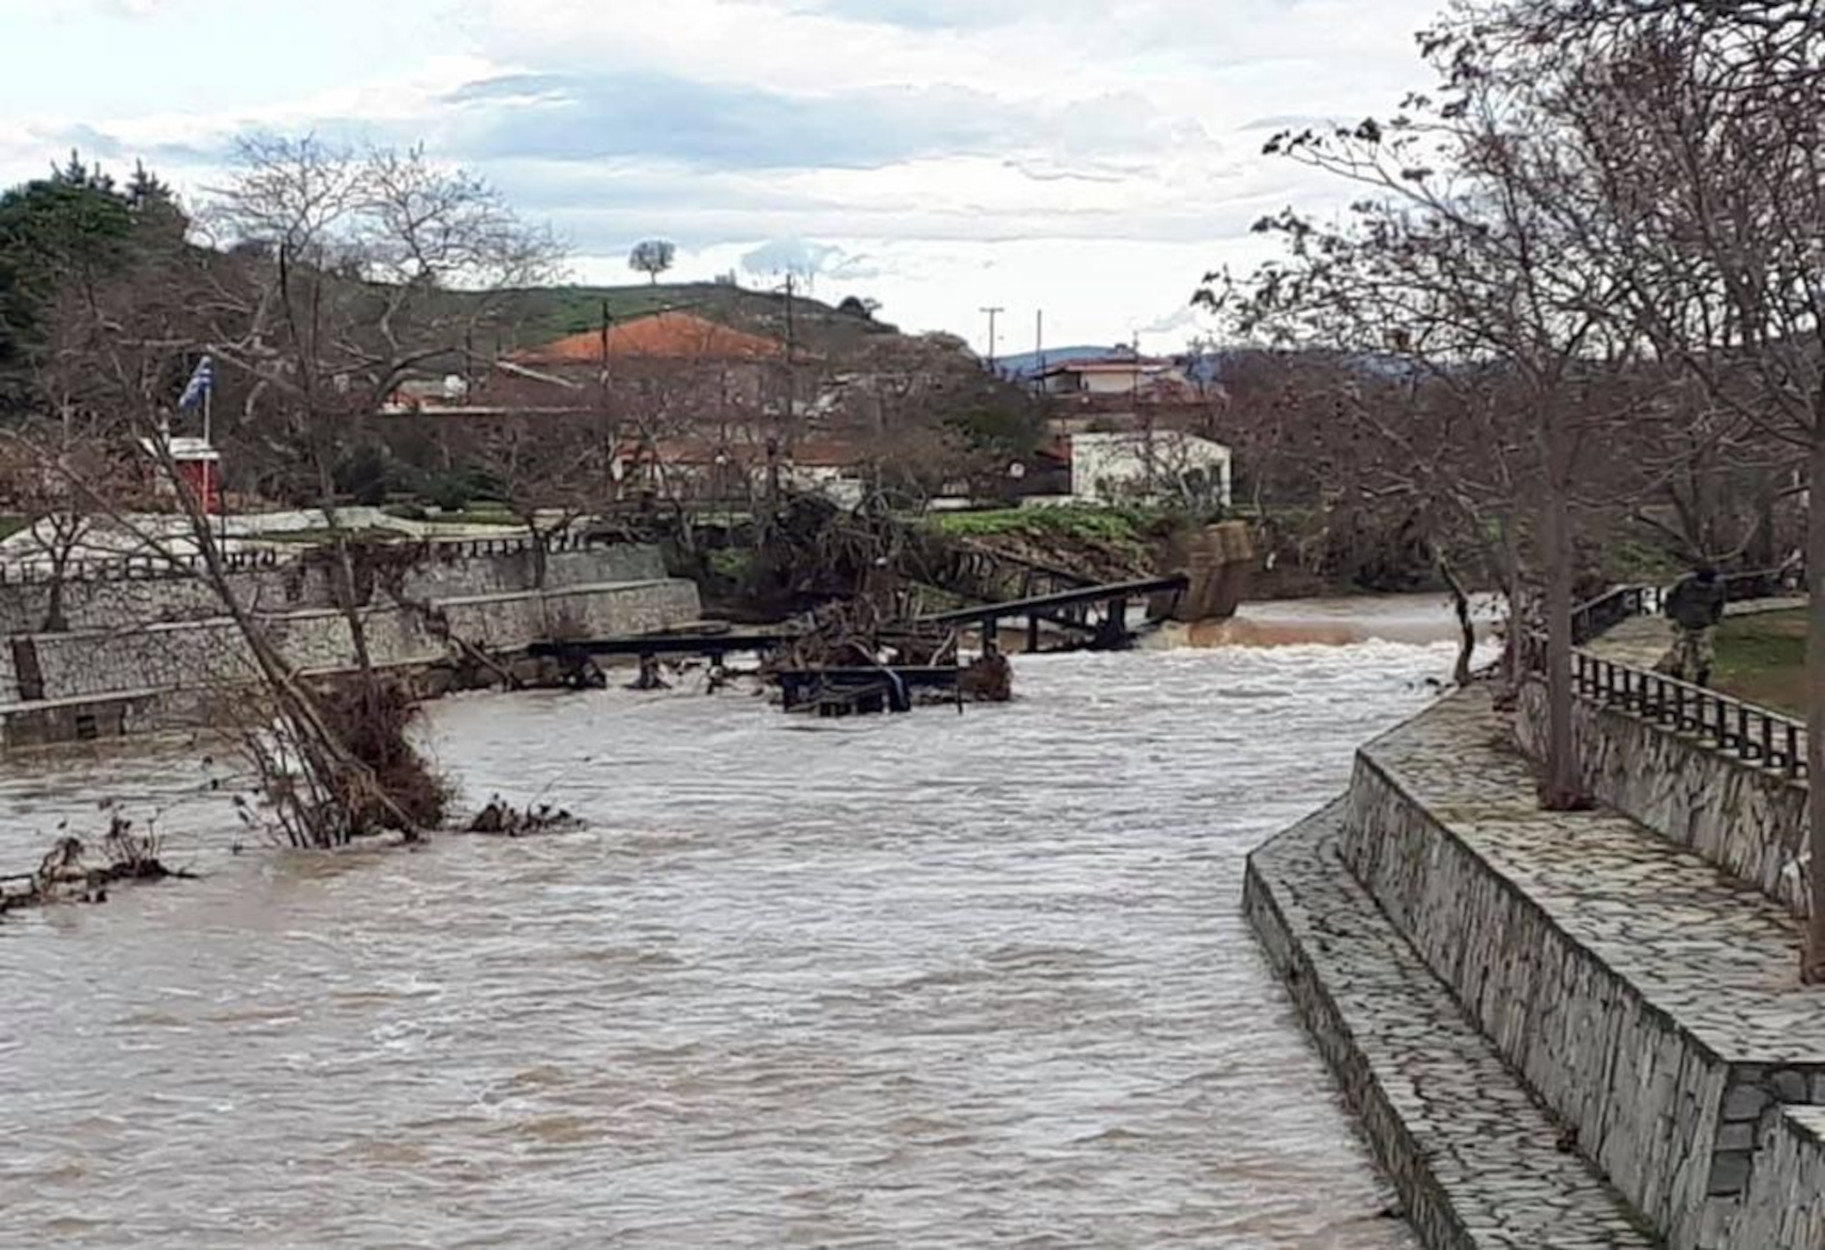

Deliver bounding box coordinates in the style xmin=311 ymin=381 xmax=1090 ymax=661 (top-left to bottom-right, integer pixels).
xmin=628 ymin=239 xmax=676 ymax=285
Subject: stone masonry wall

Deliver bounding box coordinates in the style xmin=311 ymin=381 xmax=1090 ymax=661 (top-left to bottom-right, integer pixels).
xmin=12 ymin=579 xmax=700 ymax=713
xmin=1340 ymin=756 xmax=1733 ymax=1249
xmin=1338 ymin=698 xmax=1825 ymax=1250
xmin=1733 ymin=1108 xmax=1825 ymax=1248
xmin=1516 ymin=681 xmax=1808 ymax=917
xmin=0 ymin=542 xmax=667 ymax=635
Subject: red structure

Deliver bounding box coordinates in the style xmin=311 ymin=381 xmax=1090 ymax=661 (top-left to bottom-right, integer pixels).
xmin=143 ymin=437 xmax=222 ymax=514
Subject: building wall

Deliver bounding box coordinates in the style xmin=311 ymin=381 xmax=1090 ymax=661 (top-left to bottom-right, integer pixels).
xmin=1068 ymin=431 xmax=1232 ymax=507
xmin=1082 ymin=371 xmax=1142 ymax=395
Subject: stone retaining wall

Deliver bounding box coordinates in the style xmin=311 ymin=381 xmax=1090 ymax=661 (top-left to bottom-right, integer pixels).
xmin=1243 ymin=810 xmax=1480 ymax=1250
xmin=1734 ymin=1108 xmax=1825 ymax=1248
xmin=26 ymin=580 xmax=694 ymax=702
xmin=0 ymin=543 xmax=666 ymax=635
xmin=0 ymin=577 xmax=701 ymax=743
xmin=1516 ymin=681 xmax=1808 ymax=917
xmin=1340 ymin=755 xmax=1738 ymax=1249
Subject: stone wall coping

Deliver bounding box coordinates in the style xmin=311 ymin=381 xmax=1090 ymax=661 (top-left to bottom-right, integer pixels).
xmin=1785 ymin=1106 xmax=1825 ymax=1148
xmin=432 ymin=579 xmax=679 ymax=609
xmin=0 ymin=687 xmax=161 ymax=714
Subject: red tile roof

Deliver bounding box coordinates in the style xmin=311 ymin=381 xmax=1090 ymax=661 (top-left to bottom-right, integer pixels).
xmin=510 ymin=311 xmax=787 ymax=364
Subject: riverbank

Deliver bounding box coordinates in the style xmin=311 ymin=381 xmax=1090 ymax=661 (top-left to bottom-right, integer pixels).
xmin=1250 ymin=648 xmax=1825 ymax=1247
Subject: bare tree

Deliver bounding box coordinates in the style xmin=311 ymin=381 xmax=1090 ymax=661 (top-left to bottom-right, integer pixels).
xmin=17 ymin=138 xmax=562 ymax=846
xmin=1208 ymin=75 xmax=1672 ymax=806
xmin=459 ymin=414 xmax=612 ymax=588
xmin=1441 ymin=0 xmax=1825 ymax=973
xmin=0 ymin=415 xmax=124 ymax=630
xmin=198 ymin=136 xmax=562 ymax=673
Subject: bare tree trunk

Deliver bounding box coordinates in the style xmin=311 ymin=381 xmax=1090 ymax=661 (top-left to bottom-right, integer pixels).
xmin=525 ymin=518 xmax=549 ymax=590
xmin=1750 ymin=469 xmax=1779 ymax=569
xmin=42 ymin=532 xmax=71 ymax=633
xmin=1541 ymin=471 xmax=1582 ymax=809
xmin=1802 ymin=429 xmax=1825 ymax=981
xmin=315 ymin=481 xmax=378 ymax=683
xmin=1439 ymin=552 xmax=1475 ymax=686
xmin=65 ymin=448 xmax=414 ymax=845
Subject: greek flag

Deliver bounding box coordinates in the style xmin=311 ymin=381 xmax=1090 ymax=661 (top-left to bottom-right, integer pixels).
xmin=178 ymin=355 xmax=213 ymax=412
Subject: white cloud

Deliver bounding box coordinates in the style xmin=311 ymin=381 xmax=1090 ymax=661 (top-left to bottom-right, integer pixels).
xmin=94 ymin=0 xmax=177 ymax=14
xmin=1 ymin=0 xmax=1449 ymax=349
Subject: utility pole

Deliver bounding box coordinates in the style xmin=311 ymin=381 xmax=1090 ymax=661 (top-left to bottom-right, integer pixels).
xmin=599 ymin=300 xmax=617 ymax=500
xmin=783 ymin=272 xmax=798 ymax=432
xmin=1131 ymin=332 xmax=1142 ymax=409
xmin=979 ymin=305 xmax=1004 ymax=372
xmin=1035 ymin=309 xmax=1045 ymax=390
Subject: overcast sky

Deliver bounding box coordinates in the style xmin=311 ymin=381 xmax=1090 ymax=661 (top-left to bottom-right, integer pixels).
xmin=1 ymin=0 xmax=1447 ymax=354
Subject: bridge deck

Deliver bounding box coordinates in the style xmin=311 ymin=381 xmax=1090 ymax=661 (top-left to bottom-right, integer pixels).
xmin=527 ymin=632 xmax=788 ymax=659
xmin=915 ymin=574 xmax=1188 ymax=627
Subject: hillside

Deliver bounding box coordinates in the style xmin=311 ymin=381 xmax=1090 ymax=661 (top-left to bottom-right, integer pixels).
xmin=495 ymin=282 xmax=914 ymax=360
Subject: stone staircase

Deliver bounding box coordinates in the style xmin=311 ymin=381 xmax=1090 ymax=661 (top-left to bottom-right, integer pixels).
xmin=1247 ymin=685 xmax=1825 ymax=1250
xmin=1249 ymin=802 xmax=1657 ymax=1249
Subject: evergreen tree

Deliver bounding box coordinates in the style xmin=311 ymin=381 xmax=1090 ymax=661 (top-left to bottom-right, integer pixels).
xmin=0 ymin=152 xmax=186 ymax=390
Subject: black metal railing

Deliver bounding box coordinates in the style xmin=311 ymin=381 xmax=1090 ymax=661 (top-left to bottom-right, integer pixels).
xmin=1519 ymin=566 xmax=1809 ymax=778
xmin=1566 ymin=566 xmax=1799 ymax=647
xmin=1573 ymin=650 xmax=1807 ymax=778
xmin=1570 ymin=583 xmax=1662 ymax=645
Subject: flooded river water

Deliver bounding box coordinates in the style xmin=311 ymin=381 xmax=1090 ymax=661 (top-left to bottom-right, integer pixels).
xmin=0 ymin=619 xmax=1471 ymax=1248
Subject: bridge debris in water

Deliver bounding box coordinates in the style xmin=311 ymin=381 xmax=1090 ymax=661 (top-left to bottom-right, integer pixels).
xmin=532 ymin=573 xmax=1179 ymax=718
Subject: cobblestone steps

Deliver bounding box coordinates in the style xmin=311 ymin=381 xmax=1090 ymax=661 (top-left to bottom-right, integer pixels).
xmin=1245 ymin=801 xmax=1660 ymax=1250
xmin=1347 ymin=689 xmax=1825 ymax=1249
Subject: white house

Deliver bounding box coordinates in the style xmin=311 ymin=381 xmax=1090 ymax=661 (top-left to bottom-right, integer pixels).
xmin=1068 ymin=430 xmax=1232 ymax=509
xmin=1036 ymin=359 xmax=1191 ymax=401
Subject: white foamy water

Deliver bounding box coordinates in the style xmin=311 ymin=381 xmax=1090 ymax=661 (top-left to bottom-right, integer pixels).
xmin=0 ymin=640 xmax=1454 ymax=1248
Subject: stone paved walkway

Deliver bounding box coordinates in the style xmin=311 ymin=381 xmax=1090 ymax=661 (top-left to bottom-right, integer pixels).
xmin=1367 ymin=689 xmax=1825 ymax=1066
xmin=1248 ymin=803 xmax=1660 ymax=1248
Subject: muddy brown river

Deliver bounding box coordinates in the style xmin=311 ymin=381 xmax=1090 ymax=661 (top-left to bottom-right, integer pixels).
xmin=0 ymin=634 xmax=1465 ymax=1248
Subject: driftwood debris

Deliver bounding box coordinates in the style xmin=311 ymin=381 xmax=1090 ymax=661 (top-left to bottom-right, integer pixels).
xmin=0 ymin=817 xmax=195 ymax=917
xmin=959 ymin=648 xmax=1014 ymax=703
xmin=629 ymin=654 xmax=671 ymax=691
xmin=466 ymin=796 xmax=584 ymax=837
